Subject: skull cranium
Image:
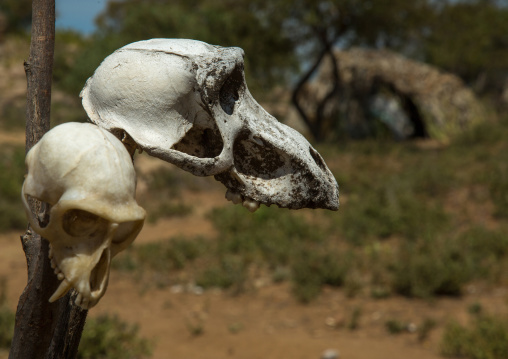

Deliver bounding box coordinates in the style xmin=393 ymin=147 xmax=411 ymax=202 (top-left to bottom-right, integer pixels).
xmin=21 ymin=122 xmax=145 ymax=309
xmin=81 ymin=39 xmax=339 ymax=211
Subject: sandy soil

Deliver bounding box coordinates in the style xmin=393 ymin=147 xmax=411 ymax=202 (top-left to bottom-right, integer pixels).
xmin=2 ymin=185 xmax=508 ymax=359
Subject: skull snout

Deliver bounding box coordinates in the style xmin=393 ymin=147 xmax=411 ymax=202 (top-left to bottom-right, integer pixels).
xmin=215 ymin=90 xmax=339 ymax=211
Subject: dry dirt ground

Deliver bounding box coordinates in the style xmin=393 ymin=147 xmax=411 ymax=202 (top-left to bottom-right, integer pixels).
xmin=0 ymin=145 xmax=508 ymax=359
xmin=1 ymin=207 xmax=508 ymax=359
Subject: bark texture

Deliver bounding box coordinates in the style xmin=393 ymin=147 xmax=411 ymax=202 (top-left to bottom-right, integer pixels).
xmin=9 ymin=0 xmax=88 ymax=358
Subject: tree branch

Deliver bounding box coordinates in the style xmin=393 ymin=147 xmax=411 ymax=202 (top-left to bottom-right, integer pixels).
xmin=291 ymin=45 xmax=329 ymax=141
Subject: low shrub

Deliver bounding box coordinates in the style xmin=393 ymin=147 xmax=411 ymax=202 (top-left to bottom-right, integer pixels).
xmin=113 ymin=236 xmax=208 ymax=273
xmin=0 ymin=279 xmax=14 ymax=349
xmin=392 ymin=235 xmax=473 ymax=298
xmin=291 ymin=246 xmax=350 ymax=303
xmin=0 ymin=145 xmax=27 ymax=231
xmin=196 ymin=255 xmax=247 ymax=294
xmin=78 ymin=314 xmax=152 ymax=359
xmin=210 ymin=205 xmax=323 ymax=268
xmin=441 ymin=315 xmax=508 ymax=359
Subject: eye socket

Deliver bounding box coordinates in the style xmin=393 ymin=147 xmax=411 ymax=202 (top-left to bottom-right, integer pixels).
xmin=219 ymin=65 xmax=244 ymax=115
xmin=62 ymin=209 xmax=108 ymax=238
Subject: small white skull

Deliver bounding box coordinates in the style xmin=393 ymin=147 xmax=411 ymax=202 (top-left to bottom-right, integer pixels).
xmin=81 ymin=39 xmax=339 ymax=211
xmin=22 ymin=122 xmax=145 ymax=309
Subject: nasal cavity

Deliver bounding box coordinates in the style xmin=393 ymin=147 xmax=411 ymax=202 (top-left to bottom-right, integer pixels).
xmin=219 ymin=66 xmax=243 ymax=115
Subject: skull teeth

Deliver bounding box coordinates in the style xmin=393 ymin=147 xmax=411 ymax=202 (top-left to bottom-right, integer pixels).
xmin=75 ymin=293 xmax=91 ymax=310
xmin=49 ymin=278 xmax=72 ymax=303
xmin=225 ymin=189 xmax=242 ymax=204
xmin=243 ymin=198 xmax=260 ymax=213
xmin=225 ymin=189 xmax=260 ymax=212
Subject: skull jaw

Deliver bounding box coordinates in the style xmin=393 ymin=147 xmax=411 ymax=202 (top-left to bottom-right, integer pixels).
xmin=49 ymin=239 xmax=113 ymax=310
xmin=46 ymin=221 xmax=119 ymax=310
xmin=217 ymin=169 xmax=340 ymax=211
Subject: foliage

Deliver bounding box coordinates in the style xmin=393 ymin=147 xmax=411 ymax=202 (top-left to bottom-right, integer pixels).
xmin=385 ymin=319 xmax=407 ymax=334
xmin=0 ymin=305 xmax=14 ymax=350
xmin=290 ymin=245 xmax=350 ymax=303
xmin=78 ymin=314 xmax=152 ymax=359
xmin=441 ymin=315 xmax=508 ymax=359
xmin=138 ymin=165 xmax=219 ymax=223
xmin=200 ymin=206 xmax=334 ymax=298
xmin=209 ymin=205 xmax=323 ymax=267
xmin=56 ymin=0 xmax=296 ymax=99
xmin=0 ymin=278 xmax=14 ymax=350
xmin=196 ymin=255 xmax=247 ymax=294
xmin=422 ymin=0 xmax=508 ymax=86
xmin=0 ymin=145 xmax=28 ymax=231
xmin=53 ymin=33 xmax=128 ymax=96
xmin=147 ymin=202 xmax=193 ymax=224
xmin=0 ymin=0 xmax=31 ymax=36
xmin=391 ymin=234 xmax=474 ymax=298
xmin=114 ymin=236 xmax=207 ymax=274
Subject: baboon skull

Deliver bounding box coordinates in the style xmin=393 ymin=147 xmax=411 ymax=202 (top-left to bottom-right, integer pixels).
xmin=22 ymin=122 xmax=145 ymax=309
xmin=81 ymin=39 xmax=339 ymax=211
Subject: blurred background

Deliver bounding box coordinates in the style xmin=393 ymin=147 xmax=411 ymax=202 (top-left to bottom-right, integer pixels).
xmin=1 ymin=1 xmax=508 ymax=358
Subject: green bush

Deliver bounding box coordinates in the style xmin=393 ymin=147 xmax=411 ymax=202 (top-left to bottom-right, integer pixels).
xmin=113 ymin=236 xmax=208 ymax=273
xmin=0 ymin=145 xmax=27 ymax=231
xmin=147 ymin=202 xmax=193 ymax=224
xmin=0 ymin=102 xmax=25 ymax=130
xmin=441 ymin=315 xmax=508 ymax=359
xmin=340 ymin=178 xmax=448 ymax=245
xmin=79 ymin=314 xmax=152 ymax=359
xmin=392 ymin=225 xmax=508 ymax=298
xmin=458 ymin=226 xmax=508 ymax=280
xmin=392 ymin=235 xmax=473 ymax=298
xmin=196 ymin=255 xmax=247 ymax=294
xmin=291 ymin=246 xmax=350 ymax=303
xmin=0 ymin=279 xmax=14 ymax=349
xmin=210 ymin=205 xmax=323 ymax=267
xmin=488 ymin=162 xmax=508 ymax=219
xmin=0 ymin=306 xmax=14 ymax=349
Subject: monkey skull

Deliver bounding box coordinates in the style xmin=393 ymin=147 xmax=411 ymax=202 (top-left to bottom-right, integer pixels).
xmin=22 ymin=122 xmax=145 ymax=309
xmin=81 ymin=39 xmax=339 ymax=212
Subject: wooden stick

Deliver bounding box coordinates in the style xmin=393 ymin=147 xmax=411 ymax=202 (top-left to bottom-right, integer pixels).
xmin=9 ymin=1 xmax=87 ymax=357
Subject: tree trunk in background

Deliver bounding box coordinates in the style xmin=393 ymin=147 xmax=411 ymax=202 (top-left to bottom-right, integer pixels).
xmin=291 ymin=30 xmax=341 ymax=143
xmin=9 ymin=0 xmax=88 ymax=358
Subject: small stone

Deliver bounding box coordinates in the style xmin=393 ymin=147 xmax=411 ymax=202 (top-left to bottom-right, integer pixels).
xmin=321 ymin=349 xmax=340 ymax=359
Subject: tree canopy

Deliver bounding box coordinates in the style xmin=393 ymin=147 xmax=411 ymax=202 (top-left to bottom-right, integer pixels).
xmin=0 ymin=0 xmax=32 ymax=36
xmin=422 ymin=0 xmax=508 ymax=90
xmin=4 ymin=0 xmax=505 ymax=140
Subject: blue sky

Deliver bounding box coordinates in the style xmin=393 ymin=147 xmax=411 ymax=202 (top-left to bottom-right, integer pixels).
xmin=55 ymin=0 xmax=108 ymax=35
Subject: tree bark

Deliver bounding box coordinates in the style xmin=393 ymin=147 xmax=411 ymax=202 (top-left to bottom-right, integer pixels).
xmin=9 ymin=0 xmax=88 ymax=358
xmin=291 ymin=45 xmax=329 ymax=142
